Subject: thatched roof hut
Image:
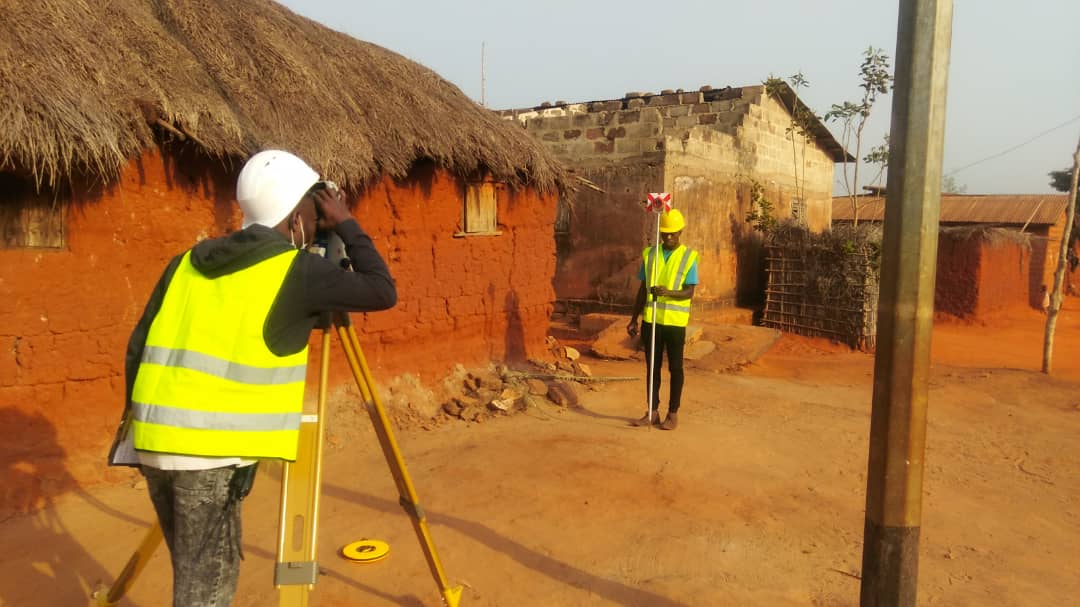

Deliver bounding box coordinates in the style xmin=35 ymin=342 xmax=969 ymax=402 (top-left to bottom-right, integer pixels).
xmin=0 ymin=0 xmax=564 ymax=191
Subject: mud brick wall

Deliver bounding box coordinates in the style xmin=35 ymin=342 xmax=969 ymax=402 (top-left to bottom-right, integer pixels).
xmin=935 ymin=234 xmax=1034 ymax=318
xmin=0 ymin=149 xmax=555 ymax=517
xmin=500 ymin=86 xmax=835 ymax=307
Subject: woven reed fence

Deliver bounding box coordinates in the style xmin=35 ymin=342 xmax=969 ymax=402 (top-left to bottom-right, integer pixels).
xmin=762 ymin=224 xmax=882 ymax=350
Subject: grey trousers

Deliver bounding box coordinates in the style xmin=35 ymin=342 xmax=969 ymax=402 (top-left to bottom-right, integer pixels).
xmin=141 ymin=466 xmax=243 ymax=607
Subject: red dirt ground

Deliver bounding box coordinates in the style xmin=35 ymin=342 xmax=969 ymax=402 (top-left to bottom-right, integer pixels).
xmin=1 ymin=301 xmax=1077 ymax=606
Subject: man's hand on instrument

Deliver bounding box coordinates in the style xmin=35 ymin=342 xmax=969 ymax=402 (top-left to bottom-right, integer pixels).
xmin=314 ymin=187 xmax=352 ymax=231
xmin=649 ymin=286 xmax=670 ymax=297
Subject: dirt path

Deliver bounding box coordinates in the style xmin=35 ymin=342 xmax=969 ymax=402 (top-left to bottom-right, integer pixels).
xmin=1 ymin=306 xmax=1077 ymax=606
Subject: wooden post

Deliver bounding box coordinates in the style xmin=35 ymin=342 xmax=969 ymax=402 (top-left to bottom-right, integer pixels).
xmin=1042 ymin=138 xmax=1080 ymax=373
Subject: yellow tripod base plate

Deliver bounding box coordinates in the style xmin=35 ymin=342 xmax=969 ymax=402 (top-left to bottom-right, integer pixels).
xmin=340 ymin=539 xmax=390 ymax=564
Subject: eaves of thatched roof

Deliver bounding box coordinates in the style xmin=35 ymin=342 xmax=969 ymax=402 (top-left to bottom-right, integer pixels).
xmin=0 ymin=0 xmax=566 ymax=192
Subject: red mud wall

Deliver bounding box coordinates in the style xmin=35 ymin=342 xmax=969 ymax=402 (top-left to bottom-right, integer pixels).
xmin=934 ymin=234 xmax=1031 ymax=319
xmin=934 ymin=235 xmax=980 ymax=317
xmin=0 ymin=149 xmax=555 ymax=516
xmin=973 ymin=240 xmax=1030 ymax=317
xmin=345 ymin=161 xmax=557 ymax=379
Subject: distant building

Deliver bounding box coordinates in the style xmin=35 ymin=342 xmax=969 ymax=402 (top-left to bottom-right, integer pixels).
xmin=500 ymin=84 xmax=851 ymax=312
xmin=833 ymin=194 xmax=1070 ymax=316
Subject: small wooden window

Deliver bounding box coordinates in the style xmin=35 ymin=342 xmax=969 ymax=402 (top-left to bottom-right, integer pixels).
xmin=0 ymin=175 xmax=66 ymax=249
xmin=790 ymin=197 xmax=807 ymax=227
xmin=461 ymin=181 xmax=499 ymax=235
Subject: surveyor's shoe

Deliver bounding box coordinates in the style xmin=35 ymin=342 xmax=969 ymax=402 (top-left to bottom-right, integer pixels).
xmin=631 ymin=411 xmax=661 ymax=427
xmin=660 ymin=411 xmax=679 ymax=430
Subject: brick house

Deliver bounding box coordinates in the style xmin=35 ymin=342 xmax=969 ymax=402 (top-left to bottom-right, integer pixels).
xmin=833 ymin=194 xmax=1070 ymax=317
xmin=499 ymin=84 xmax=850 ymax=312
xmin=0 ymin=0 xmax=563 ymax=516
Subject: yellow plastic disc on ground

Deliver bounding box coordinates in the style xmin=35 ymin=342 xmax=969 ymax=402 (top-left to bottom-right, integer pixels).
xmin=340 ymin=539 xmax=390 ymax=563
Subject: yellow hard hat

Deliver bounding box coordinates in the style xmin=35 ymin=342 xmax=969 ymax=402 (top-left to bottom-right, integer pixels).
xmin=659 ymin=209 xmax=685 ymax=233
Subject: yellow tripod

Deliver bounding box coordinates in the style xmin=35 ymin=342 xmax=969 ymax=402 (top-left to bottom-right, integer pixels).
xmin=92 ymin=313 xmax=462 ymax=607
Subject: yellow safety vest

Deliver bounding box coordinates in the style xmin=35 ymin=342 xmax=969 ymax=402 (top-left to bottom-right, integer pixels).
xmin=642 ymin=244 xmax=698 ymax=327
xmin=131 ymin=249 xmax=308 ymax=460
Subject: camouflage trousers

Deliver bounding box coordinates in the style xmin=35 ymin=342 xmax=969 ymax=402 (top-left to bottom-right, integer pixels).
xmin=141 ymin=466 xmax=243 ymax=607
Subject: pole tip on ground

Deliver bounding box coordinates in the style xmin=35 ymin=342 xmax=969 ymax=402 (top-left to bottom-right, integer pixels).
xmin=442 ymin=585 xmax=464 ymax=607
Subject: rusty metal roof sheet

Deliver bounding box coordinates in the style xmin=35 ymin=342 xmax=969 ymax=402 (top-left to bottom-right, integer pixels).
xmin=832 ymin=194 xmax=1068 ymax=225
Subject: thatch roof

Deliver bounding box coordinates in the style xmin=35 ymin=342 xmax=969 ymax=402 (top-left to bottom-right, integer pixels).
xmin=832 ymin=194 xmax=1068 ymax=225
xmin=0 ymin=0 xmax=565 ymax=192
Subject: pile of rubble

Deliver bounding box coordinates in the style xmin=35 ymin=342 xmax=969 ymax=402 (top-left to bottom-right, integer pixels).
xmin=439 ymin=336 xmax=591 ymax=423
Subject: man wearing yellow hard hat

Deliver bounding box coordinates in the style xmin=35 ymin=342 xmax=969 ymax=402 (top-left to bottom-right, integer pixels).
xmin=625 ymin=208 xmax=699 ymax=430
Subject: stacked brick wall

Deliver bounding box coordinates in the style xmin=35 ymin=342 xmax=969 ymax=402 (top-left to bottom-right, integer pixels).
xmin=0 ymin=149 xmax=555 ymax=517
xmin=499 ymin=86 xmax=752 ymax=168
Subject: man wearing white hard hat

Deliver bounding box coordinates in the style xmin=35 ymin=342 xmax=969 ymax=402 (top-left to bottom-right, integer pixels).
xmin=109 ymin=150 xmax=396 ymax=606
xmin=626 ymin=208 xmax=699 ymax=430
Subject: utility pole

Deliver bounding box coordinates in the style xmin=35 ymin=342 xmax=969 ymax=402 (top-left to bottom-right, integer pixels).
xmin=860 ymin=2 xmax=953 ymax=607
xmin=1042 ymin=137 xmax=1080 ymax=373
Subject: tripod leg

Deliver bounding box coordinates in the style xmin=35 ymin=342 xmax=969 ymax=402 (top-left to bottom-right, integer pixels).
xmin=276 ymin=330 xmax=332 ymax=607
xmin=335 ymin=322 xmax=463 ymax=607
xmin=91 ymin=522 xmax=164 ymax=606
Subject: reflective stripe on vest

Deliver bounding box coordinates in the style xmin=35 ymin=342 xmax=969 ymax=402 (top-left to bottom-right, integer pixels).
xmin=643 ymin=245 xmax=698 ymax=327
xmin=131 ymin=248 xmax=307 ymax=460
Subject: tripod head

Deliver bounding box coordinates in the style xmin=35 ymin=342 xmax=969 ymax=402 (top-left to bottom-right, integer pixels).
xmin=309 ymin=229 xmax=351 ymax=269
xmin=307 ymin=180 xmax=353 ymax=270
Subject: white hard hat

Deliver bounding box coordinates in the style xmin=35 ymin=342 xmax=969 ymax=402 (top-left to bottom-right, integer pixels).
xmin=236 ymin=150 xmax=319 ymax=228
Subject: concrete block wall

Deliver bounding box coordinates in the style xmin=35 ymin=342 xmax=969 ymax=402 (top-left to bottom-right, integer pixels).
xmin=734 ymin=88 xmax=835 ymax=232
xmin=501 ymin=86 xmax=835 ymax=232
xmin=499 ymin=86 xmax=752 ymax=168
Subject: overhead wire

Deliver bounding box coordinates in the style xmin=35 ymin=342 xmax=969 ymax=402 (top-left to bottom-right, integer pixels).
xmin=944 ymin=113 xmax=1080 ymax=176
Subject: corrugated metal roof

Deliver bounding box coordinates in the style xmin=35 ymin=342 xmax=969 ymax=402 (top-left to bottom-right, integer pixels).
xmin=832 ymin=194 xmax=1068 ymax=225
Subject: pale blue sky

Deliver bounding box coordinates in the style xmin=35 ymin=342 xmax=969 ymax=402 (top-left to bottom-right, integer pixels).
xmin=279 ymin=0 xmax=1079 ymax=195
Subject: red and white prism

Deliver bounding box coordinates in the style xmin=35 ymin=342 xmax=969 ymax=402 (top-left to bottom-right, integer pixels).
xmin=644 ymin=192 xmax=672 ymax=213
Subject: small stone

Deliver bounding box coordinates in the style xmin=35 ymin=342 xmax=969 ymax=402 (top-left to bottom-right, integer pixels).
xmin=573 ymin=362 xmax=593 ymax=377
xmin=442 ymin=401 xmax=463 ymax=417
xmin=463 ymin=374 xmax=481 ymax=391
xmin=547 ymin=381 xmax=580 ymax=408
xmin=476 ymin=388 xmax=497 ymax=404
xmin=479 ymin=374 xmax=504 ymax=391
xmin=526 ymin=379 xmax=548 ymax=396
xmin=561 ymin=346 xmax=581 ymax=361
xmin=556 ymin=360 xmax=575 ymax=373
xmin=459 ymin=405 xmax=483 ymax=421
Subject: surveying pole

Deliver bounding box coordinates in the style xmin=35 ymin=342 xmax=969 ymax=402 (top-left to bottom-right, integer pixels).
xmin=647 ymin=205 xmax=662 ymax=424
xmin=860 ymin=2 xmax=952 ymax=606
xmin=642 ymin=192 xmax=671 ymax=425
